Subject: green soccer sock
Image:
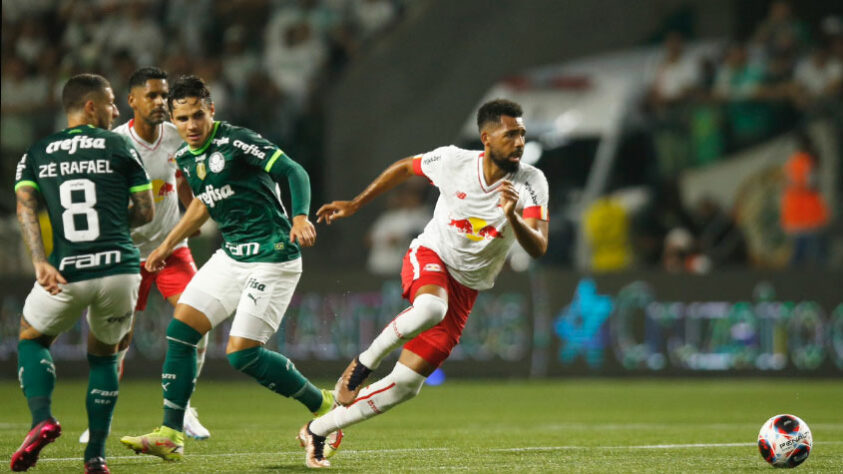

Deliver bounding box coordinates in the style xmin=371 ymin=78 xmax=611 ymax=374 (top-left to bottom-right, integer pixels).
xmin=17 ymin=339 xmax=56 ymax=428
xmin=227 ymin=347 xmax=323 ymax=412
xmin=84 ymin=353 xmax=119 ymax=461
xmin=162 ymin=319 xmax=203 ymax=431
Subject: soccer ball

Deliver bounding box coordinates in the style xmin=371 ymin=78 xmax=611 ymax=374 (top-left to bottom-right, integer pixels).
xmin=757 ymin=414 xmax=812 ymax=468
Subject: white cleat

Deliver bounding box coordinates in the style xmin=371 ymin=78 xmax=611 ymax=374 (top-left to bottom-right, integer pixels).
xmin=79 ymin=428 xmax=89 ymax=444
xmin=183 ymin=406 xmax=210 ymax=440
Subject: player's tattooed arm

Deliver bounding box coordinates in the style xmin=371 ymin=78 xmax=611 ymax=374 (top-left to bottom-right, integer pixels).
xmin=16 ymin=186 xmax=67 ymax=294
xmin=317 ymin=156 xmax=416 ymax=224
xmin=128 ymin=188 xmax=155 ymax=228
xmin=16 ymin=186 xmax=47 ymax=264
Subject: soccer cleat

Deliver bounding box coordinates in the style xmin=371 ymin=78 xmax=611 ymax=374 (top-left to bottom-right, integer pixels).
xmin=314 ymin=389 xmax=337 ymax=417
xmin=334 ymin=357 xmax=372 ymax=406
xmin=79 ymin=428 xmax=90 ymax=443
xmin=313 ymin=389 xmax=343 ymax=459
xmin=323 ymin=429 xmax=343 ymax=460
xmin=183 ymin=406 xmax=210 ymax=440
xmin=120 ymin=426 xmax=184 ymax=461
xmin=83 ymin=456 xmax=110 ymax=474
xmin=10 ymin=417 xmax=62 ymax=472
xmin=297 ymin=421 xmax=330 ymax=468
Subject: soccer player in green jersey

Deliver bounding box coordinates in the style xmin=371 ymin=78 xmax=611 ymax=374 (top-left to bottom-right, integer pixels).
xmin=120 ymin=76 xmax=340 ymax=461
xmin=11 ymin=73 xmax=154 ymax=473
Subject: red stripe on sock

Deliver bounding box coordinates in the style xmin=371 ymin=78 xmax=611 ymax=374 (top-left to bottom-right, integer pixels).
xmin=388 ymin=306 xmax=413 ymax=339
xmin=350 ymin=382 xmax=396 ymax=407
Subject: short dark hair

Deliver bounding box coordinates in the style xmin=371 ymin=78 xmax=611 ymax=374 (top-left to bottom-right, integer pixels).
xmin=61 ymin=73 xmax=111 ymax=112
xmin=168 ymin=75 xmax=212 ymax=111
xmin=476 ymin=98 xmax=523 ymax=132
xmin=128 ymin=67 xmax=168 ymax=90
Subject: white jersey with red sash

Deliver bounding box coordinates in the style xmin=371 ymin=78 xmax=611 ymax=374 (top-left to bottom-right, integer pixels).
xmin=411 ymin=145 xmax=549 ymax=290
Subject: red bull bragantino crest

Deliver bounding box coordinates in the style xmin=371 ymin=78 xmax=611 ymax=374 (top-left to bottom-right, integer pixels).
xmin=448 ymin=217 xmax=504 ymax=242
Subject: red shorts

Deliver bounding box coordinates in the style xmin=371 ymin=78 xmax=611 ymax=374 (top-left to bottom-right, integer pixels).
xmin=136 ymin=246 xmax=197 ymax=311
xmin=400 ymin=246 xmax=478 ymax=368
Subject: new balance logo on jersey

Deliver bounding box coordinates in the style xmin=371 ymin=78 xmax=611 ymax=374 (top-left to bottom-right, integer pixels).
xmin=58 ymin=250 xmax=121 ymax=271
xmin=46 ymin=135 xmax=106 ymax=155
xmin=233 ymin=140 xmax=266 ymax=159
xmin=196 ymin=184 xmax=235 ymax=208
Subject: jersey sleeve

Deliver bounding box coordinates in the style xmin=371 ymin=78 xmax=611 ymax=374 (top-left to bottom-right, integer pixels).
xmin=520 ymin=169 xmax=550 ymax=221
xmin=14 ymin=151 xmax=39 ymax=192
xmin=235 ymin=127 xmax=311 ymax=216
xmin=114 ymin=137 xmax=152 ymax=192
xmin=411 ymin=145 xmax=454 ymax=186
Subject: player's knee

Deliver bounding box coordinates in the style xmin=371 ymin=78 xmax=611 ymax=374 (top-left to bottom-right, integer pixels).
xmin=413 ymin=293 xmax=448 ymax=326
xmin=395 ymin=377 xmax=424 ymax=402
xmin=390 ymin=363 xmax=426 ymax=402
xmin=226 ymin=346 xmax=261 ymax=372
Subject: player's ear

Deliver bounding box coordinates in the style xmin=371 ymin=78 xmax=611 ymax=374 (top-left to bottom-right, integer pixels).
xmin=480 ymin=129 xmax=489 ymax=147
xmin=83 ymin=98 xmax=97 ymax=119
xmin=208 ymin=102 xmax=215 ymax=118
xmin=127 ymin=91 xmax=135 ymax=109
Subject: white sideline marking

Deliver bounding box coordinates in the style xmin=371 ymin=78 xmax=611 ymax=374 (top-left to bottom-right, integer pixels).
xmin=37 ymin=442 xmax=843 ymax=463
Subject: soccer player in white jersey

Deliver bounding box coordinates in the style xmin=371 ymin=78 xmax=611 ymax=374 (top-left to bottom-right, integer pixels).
xmin=78 ymin=68 xmax=211 ymax=442
xmin=301 ymin=99 xmax=549 ymax=468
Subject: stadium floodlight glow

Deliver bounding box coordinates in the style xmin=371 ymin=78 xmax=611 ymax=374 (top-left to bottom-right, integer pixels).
xmin=521 ymin=141 xmax=543 ymax=166
xmin=553 ymin=109 xmax=581 ymax=135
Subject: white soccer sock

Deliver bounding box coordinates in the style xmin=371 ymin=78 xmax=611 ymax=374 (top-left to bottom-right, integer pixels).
xmin=195 ymin=332 xmax=209 ymax=377
xmin=358 ymin=294 xmax=447 ymax=370
xmin=310 ymin=362 xmax=425 ymax=437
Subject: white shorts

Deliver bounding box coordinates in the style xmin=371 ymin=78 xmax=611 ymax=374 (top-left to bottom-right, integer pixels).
xmin=177 ymin=249 xmax=302 ymax=344
xmin=22 ymin=273 xmax=141 ymax=345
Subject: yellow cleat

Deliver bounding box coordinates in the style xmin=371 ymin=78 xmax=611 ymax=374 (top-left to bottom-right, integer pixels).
xmin=120 ymin=426 xmax=184 ymax=462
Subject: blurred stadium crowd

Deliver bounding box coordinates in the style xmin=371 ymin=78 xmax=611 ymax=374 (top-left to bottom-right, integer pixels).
xmin=629 ymin=1 xmax=842 ymax=272
xmin=1 ymin=0 xmax=841 ymax=275
xmin=1 ymin=0 xmax=407 ymax=272
xmin=1 ymin=0 xmax=406 ymax=211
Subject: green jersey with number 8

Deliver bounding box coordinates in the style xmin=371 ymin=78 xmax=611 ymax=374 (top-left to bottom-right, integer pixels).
xmin=14 ymin=124 xmax=151 ymax=282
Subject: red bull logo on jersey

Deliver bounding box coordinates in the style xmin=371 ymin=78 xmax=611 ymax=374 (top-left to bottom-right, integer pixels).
xmin=153 ymin=179 xmax=175 ymax=203
xmin=448 ymin=217 xmax=504 ymax=242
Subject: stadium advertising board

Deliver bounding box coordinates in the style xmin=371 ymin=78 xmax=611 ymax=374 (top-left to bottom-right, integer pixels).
xmin=0 ymin=270 xmax=840 ymax=377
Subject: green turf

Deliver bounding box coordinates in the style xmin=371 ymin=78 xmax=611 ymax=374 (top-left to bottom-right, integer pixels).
xmin=2 ymin=378 xmax=841 ymax=472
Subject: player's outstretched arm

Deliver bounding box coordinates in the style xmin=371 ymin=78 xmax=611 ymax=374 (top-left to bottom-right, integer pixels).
xmin=499 ymin=180 xmax=548 ymax=258
xmin=16 ymin=186 xmax=67 ymax=294
xmin=128 ymin=187 xmax=155 ymax=228
xmin=146 ymin=197 xmax=209 ymax=271
xmin=317 ymin=157 xmax=416 ymax=224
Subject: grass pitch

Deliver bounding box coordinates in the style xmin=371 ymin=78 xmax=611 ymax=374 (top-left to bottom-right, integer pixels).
xmin=1 ymin=378 xmax=841 ymax=472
